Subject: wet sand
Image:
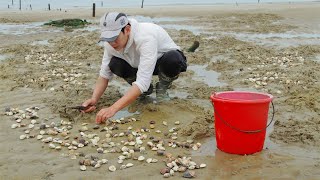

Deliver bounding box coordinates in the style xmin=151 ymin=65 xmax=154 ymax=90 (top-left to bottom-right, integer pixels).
xmin=1 ymin=2 xmax=320 ymax=180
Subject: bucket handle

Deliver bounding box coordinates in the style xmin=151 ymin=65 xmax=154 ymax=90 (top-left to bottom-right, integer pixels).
xmin=212 ymin=101 xmax=275 ymax=134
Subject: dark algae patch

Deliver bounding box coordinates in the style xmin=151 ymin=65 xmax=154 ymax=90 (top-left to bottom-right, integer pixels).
xmin=44 ymin=19 xmax=90 ymax=28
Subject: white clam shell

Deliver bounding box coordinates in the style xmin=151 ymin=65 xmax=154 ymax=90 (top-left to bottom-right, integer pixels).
xmin=138 ymin=156 xmax=145 ymax=161
xmin=108 ymin=165 xmax=116 ymax=172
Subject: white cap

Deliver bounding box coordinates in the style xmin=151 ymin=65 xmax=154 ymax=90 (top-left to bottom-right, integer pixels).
xmin=99 ymin=12 xmax=129 ymax=42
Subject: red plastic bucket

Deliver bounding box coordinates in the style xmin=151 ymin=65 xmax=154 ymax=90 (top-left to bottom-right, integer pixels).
xmin=210 ymin=91 xmax=274 ymax=155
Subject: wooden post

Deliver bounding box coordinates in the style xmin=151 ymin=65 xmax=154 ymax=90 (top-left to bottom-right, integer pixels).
xmin=141 ymin=0 xmax=144 ymax=8
xmin=92 ymin=3 xmax=96 ymax=17
xmin=12 ymin=0 xmax=13 ymax=5
xmin=19 ymin=0 xmax=21 ymax=10
xmin=48 ymin=4 xmax=51 ymax=11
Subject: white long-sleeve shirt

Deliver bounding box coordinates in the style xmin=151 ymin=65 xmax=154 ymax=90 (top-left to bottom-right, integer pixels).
xmin=99 ymin=18 xmax=180 ymax=93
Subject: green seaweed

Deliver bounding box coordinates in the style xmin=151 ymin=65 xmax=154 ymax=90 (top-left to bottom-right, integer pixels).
xmin=44 ymin=19 xmax=90 ymax=28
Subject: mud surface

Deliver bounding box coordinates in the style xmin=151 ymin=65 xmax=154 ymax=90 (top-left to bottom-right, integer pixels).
xmin=1 ymin=4 xmax=320 ymax=179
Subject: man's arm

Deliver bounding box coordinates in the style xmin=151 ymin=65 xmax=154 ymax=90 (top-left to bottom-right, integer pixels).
xmin=82 ymin=76 xmax=109 ymax=113
xmin=92 ymin=76 xmax=109 ymax=102
xmin=95 ymin=84 xmax=141 ymax=123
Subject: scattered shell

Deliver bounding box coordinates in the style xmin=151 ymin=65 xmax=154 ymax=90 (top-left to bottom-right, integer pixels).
xmin=19 ymin=135 xmax=27 ymax=140
xmin=30 ymin=120 xmax=37 ymax=124
xmin=138 ymin=156 xmax=145 ymax=161
xmin=101 ymin=159 xmax=108 ymax=164
xmin=118 ymin=159 xmax=124 ymax=164
xmin=174 ymin=121 xmax=180 ymax=125
xmin=37 ymin=135 xmax=43 ymax=140
xmin=160 ymin=167 xmax=170 ymax=175
xmin=49 ymin=143 xmax=56 ymax=149
xmin=170 ymin=169 xmax=175 ymax=175
xmin=108 ymin=165 xmax=116 ymax=172
xmin=192 ymin=145 xmax=198 ymax=151
xmin=146 ymin=158 xmax=152 ymax=163
xmin=171 ymin=136 xmax=178 ymax=140
xmin=163 ymin=173 xmax=171 ymax=178
xmin=163 ymin=121 xmax=168 ymax=126
xmin=178 ymin=166 xmax=187 ymax=172
xmin=200 ymin=164 xmax=206 ymax=168
xmin=94 ymin=163 xmax=101 ymax=168
xmin=126 ymin=163 xmax=133 ymax=167
xmin=11 ymin=124 xmax=19 ymax=129
xmin=120 ymin=164 xmax=127 ymax=170
xmin=80 ymin=165 xmax=86 ymax=171
xmin=155 ymin=130 xmax=161 ymax=133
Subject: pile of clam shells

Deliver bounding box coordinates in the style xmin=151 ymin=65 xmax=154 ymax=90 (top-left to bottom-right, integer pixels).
xmin=24 ymin=51 xmax=88 ymax=91
xmin=4 ymin=106 xmax=207 ymax=178
xmin=160 ymin=154 xmax=206 ymax=178
xmin=244 ymin=55 xmax=305 ymax=93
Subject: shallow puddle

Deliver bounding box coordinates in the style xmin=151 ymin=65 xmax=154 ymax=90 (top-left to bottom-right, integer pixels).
xmin=31 ymin=39 xmax=50 ymax=45
xmin=222 ymin=32 xmax=320 ymax=47
xmin=0 ymin=22 xmax=52 ymax=35
xmin=188 ymin=65 xmax=227 ymax=87
xmin=0 ymin=54 xmax=9 ymax=62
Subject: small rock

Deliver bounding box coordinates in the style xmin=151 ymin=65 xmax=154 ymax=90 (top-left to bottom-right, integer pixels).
xmin=183 ymin=171 xmax=196 ymax=178
xmin=149 ymin=120 xmax=155 ymax=124
xmin=39 ymin=124 xmax=46 ymax=129
xmin=157 ymin=150 xmax=165 ymax=156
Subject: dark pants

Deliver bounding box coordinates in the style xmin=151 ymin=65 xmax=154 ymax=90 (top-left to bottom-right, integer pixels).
xmin=109 ymin=50 xmax=187 ymax=82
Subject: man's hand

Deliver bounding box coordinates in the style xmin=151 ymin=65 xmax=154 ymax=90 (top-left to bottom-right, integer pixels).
xmin=96 ymin=106 xmax=117 ymax=124
xmin=82 ymin=98 xmax=97 ymax=113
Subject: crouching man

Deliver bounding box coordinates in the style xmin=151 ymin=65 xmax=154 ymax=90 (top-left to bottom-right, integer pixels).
xmin=82 ymin=12 xmax=187 ymax=124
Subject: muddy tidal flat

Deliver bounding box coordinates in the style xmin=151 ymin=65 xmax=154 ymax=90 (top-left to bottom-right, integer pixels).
xmin=1 ymin=3 xmax=320 ymax=180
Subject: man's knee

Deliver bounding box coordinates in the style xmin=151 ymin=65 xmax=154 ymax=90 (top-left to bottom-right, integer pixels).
xmin=159 ymin=50 xmax=187 ymax=77
xmin=109 ymin=56 xmax=123 ymax=75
